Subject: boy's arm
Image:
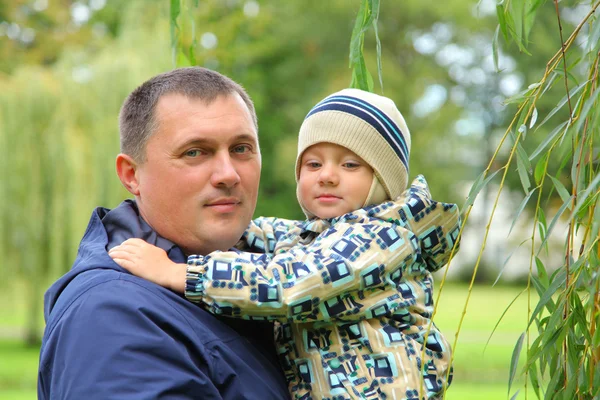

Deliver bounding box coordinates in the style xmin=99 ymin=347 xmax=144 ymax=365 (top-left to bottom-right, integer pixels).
xmin=236 ymin=217 xmax=302 ymax=254
xmin=364 ymin=174 xmax=461 ymax=272
xmin=186 ymin=217 xmax=420 ymax=322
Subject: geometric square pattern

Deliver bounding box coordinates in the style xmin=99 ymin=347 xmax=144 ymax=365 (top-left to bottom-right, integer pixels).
xmin=185 ymin=175 xmax=459 ymax=399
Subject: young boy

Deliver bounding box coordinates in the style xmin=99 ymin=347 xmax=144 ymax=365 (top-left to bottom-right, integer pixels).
xmin=109 ymin=89 xmax=461 ymax=399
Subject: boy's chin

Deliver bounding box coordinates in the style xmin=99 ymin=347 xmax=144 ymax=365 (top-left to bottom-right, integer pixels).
xmin=313 ymin=209 xmax=351 ymax=220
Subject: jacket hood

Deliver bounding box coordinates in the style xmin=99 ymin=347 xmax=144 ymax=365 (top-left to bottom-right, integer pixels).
xmin=397 ymin=175 xmax=461 ymax=272
xmin=44 ymin=200 xmax=184 ymax=320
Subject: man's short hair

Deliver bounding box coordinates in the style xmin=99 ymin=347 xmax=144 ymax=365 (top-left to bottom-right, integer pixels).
xmin=119 ymin=67 xmax=258 ymax=162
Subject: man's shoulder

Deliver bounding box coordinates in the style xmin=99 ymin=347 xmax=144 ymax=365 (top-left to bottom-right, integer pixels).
xmin=45 ymin=270 xmax=163 ymax=327
xmin=44 ymin=269 xmax=245 ymax=346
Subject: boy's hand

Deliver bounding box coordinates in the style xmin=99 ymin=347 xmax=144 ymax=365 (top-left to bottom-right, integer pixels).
xmin=108 ymin=238 xmax=186 ymax=293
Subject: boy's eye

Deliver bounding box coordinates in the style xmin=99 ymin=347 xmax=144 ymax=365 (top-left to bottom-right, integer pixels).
xmin=306 ymin=162 xmax=321 ymax=168
xmin=343 ymin=162 xmax=360 ymax=168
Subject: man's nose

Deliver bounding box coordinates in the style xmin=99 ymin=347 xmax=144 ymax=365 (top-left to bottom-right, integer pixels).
xmin=211 ymin=152 xmax=241 ymax=188
xmin=318 ymin=164 xmax=339 ymax=185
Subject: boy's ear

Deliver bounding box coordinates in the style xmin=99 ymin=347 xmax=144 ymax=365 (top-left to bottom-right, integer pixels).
xmin=116 ymin=153 xmax=140 ymax=196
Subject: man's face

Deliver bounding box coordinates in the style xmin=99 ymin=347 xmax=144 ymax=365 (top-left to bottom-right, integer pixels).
xmin=134 ymin=93 xmax=261 ymax=255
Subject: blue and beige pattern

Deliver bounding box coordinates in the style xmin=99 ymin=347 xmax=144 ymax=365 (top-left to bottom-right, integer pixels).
xmin=186 ymin=176 xmax=460 ymax=399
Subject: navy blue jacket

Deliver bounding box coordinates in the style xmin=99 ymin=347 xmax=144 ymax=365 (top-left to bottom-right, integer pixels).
xmin=38 ymin=200 xmax=289 ymax=399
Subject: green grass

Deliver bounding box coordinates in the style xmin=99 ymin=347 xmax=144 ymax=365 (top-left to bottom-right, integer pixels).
xmin=434 ymin=282 xmax=540 ymax=399
xmin=0 ymin=339 xmax=39 ymax=400
xmin=0 ymin=281 xmax=541 ymax=399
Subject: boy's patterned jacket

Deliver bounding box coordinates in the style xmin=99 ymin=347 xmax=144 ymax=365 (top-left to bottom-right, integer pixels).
xmin=186 ymin=175 xmax=461 ymax=399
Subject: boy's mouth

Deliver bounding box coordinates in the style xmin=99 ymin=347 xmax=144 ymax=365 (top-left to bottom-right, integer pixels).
xmin=316 ymin=194 xmax=341 ymax=203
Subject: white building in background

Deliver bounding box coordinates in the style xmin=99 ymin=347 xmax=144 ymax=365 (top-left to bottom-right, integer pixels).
xmin=440 ymin=183 xmax=574 ymax=283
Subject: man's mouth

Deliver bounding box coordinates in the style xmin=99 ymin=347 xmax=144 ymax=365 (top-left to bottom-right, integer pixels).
xmin=205 ymin=197 xmax=241 ymax=213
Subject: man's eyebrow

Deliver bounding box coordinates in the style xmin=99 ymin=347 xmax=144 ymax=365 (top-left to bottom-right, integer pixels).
xmin=176 ymin=134 xmax=258 ymax=150
xmin=232 ymin=134 xmax=259 ymax=144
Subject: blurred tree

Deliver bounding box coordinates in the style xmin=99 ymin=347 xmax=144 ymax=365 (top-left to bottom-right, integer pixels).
xmin=1 ymin=0 xmax=590 ymax=345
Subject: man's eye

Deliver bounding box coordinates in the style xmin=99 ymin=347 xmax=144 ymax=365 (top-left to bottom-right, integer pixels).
xmin=185 ymin=149 xmax=202 ymax=157
xmin=232 ymin=145 xmax=251 ymax=154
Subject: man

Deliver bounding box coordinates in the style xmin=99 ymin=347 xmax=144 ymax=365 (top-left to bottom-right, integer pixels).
xmin=38 ymin=67 xmax=290 ymax=399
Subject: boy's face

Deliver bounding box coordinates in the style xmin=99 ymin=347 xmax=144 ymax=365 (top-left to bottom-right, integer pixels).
xmin=298 ymin=143 xmax=373 ymax=219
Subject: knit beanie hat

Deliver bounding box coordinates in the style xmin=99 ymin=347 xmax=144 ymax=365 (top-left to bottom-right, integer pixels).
xmin=296 ymin=88 xmax=411 ymax=217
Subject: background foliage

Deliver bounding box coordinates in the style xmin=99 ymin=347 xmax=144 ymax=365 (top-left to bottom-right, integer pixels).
xmin=1 ymin=0 xmax=598 ymax=398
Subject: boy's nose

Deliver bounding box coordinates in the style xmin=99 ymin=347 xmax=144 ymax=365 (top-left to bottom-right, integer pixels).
xmin=318 ymin=165 xmax=339 ymax=185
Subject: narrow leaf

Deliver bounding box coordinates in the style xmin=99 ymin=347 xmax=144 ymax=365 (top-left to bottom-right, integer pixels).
xmin=570 ymin=172 xmax=600 ymax=220
xmin=496 ymin=1 xmax=510 ymax=42
xmin=587 ymin=14 xmax=600 ymax=52
xmin=371 ymin=0 xmax=383 ymax=92
xmin=516 ymin=150 xmax=531 ymax=193
xmin=462 ymin=169 xmax=501 ymax=211
xmin=528 ymin=267 xmax=567 ymax=327
xmin=508 ymin=332 xmax=526 ymax=394
xmin=485 ymin=289 xmax=526 ymax=351
xmin=529 ymin=120 xmax=569 ymax=161
xmin=573 ymin=85 xmax=600 ymax=134
xmin=548 ymin=175 xmax=571 ymax=205
xmin=170 ymin=0 xmax=181 ymax=66
xmin=537 ymin=194 xmax=574 ymax=253
xmin=534 ymin=153 xmax=547 ymax=185
xmin=493 ymin=25 xmax=501 ymax=71
xmin=529 ymin=107 xmax=538 ymax=128
xmin=537 ymin=80 xmax=588 ymax=129
xmin=509 ymin=188 xmax=537 ymax=235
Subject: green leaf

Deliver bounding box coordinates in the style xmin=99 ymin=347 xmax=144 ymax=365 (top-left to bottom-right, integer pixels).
xmin=371 ymin=0 xmax=383 ymax=92
xmin=573 ymin=85 xmax=600 ymax=135
xmin=496 ymin=1 xmax=510 ymax=42
xmin=537 ymin=194 xmax=574 ymax=254
xmin=529 ymin=107 xmax=538 ymax=128
xmin=504 ymin=82 xmax=540 ymax=104
xmin=571 ymin=294 xmax=592 ymax=342
xmin=516 ymin=148 xmax=531 ymax=193
xmin=349 ymin=0 xmax=375 ymax=91
xmin=170 ymin=0 xmax=181 ymax=65
xmin=493 ymin=25 xmax=501 ymax=71
xmin=524 ymin=0 xmax=544 ymax=43
xmin=587 ymin=14 xmax=600 ymax=52
xmin=527 ymin=361 xmax=542 ymax=399
xmin=349 ymin=0 xmax=369 ymax=65
xmin=537 ymin=208 xmax=549 ymax=255
xmin=548 ymin=175 xmax=571 ymax=205
xmin=509 ymin=188 xmax=537 ymax=235
xmin=496 ymin=238 xmax=530 ymax=285
xmin=570 ymin=172 xmax=600 ymax=221
xmin=462 ymin=169 xmax=501 ymax=212
xmin=508 ymin=332 xmax=526 ymax=394
xmin=534 ymin=256 xmax=549 ymax=288
xmin=534 ymin=152 xmax=547 ymax=185
xmin=485 ymin=289 xmax=526 ymax=351
xmin=537 ymin=80 xmax=588 ymax=129
xmin=529 ymin=120 xmax=569 ymax=161
xmin=528 ymin=267 xmax=567 ymax=328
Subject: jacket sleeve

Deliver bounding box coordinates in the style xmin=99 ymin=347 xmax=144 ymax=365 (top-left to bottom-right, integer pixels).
xmin=38 ymin=279 xmax=222 ymax=400
xmin=365 ymin=174 xmax=461 ymax=272
xmin=235 ymin=217 xmax=302 ymax=254
xmin=185 ymin=216 xmax=420 ymax=323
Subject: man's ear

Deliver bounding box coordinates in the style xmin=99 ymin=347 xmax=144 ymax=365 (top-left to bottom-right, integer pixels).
xmin=116 ymin=153 xmax=141 ymax=196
